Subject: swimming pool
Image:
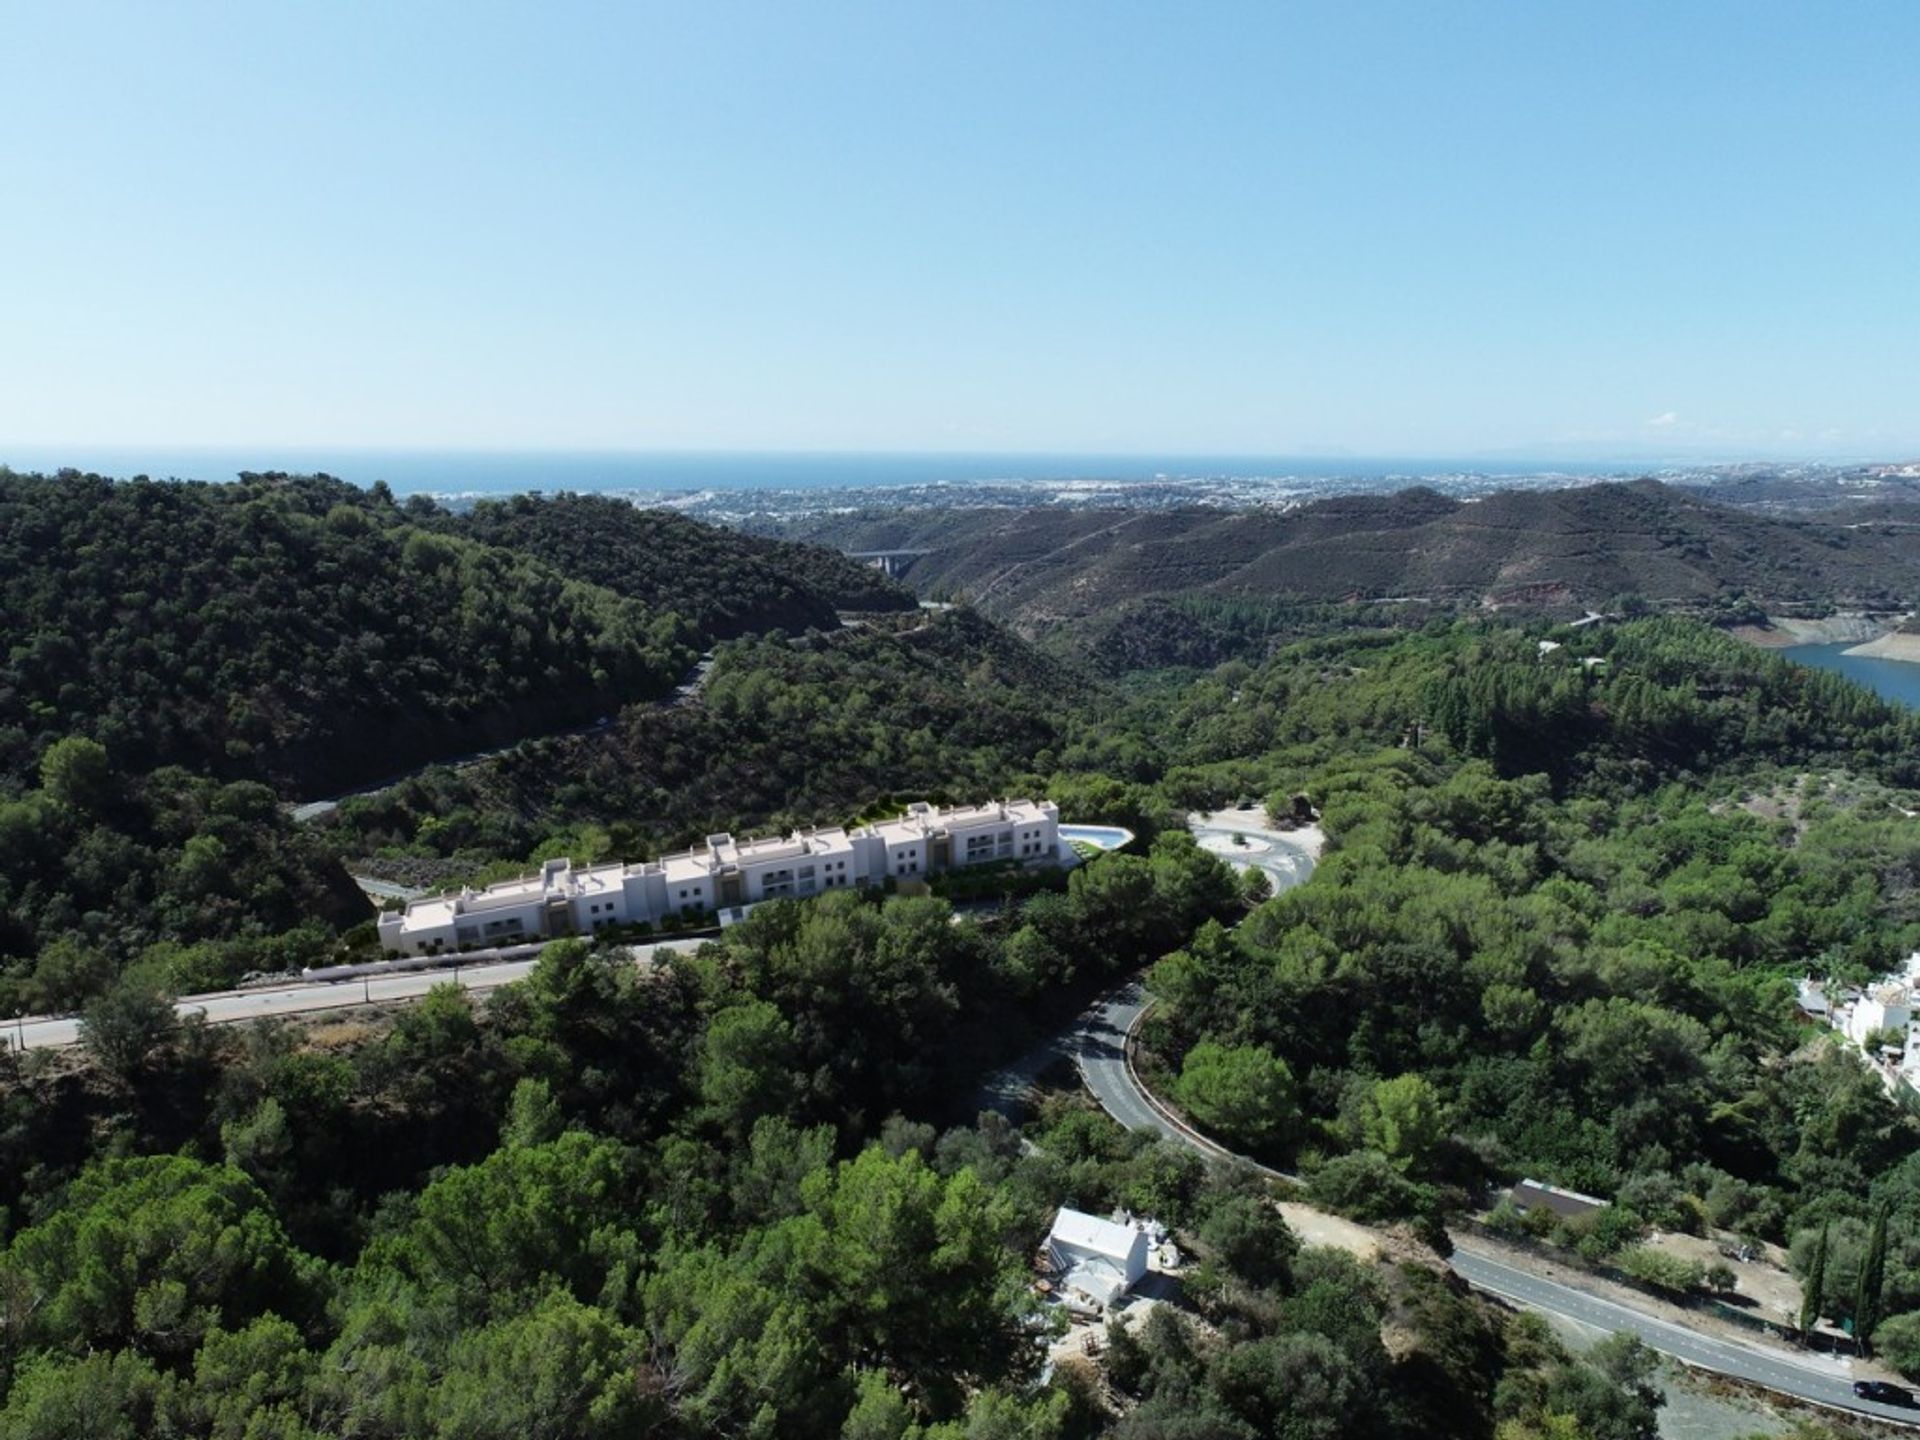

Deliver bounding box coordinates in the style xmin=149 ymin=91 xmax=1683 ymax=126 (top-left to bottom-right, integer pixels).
xmin=1058 ymin=823 xmax=1136 ymax=851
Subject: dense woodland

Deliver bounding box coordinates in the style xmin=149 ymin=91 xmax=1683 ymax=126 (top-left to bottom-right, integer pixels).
xmin=443 ymin=491 xmax=912 ymax=632
xmin=0 ymin=853 xmax=1673 ymax=1439
xmin=0 ymin=740 xmax=364 ymax=1014
xmin=336 ymin=608 xmax=1093 ymax=872
xmin=1131 ymin=621 xmax=1920 ymax=1365
xmin=10 ymin=473 xmax=1920 ymax=1435
xmin=0 ymin=471 xmax=907 ymax=798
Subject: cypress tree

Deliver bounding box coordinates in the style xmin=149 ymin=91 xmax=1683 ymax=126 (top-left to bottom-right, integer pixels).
xmin=1801 ymin=1222 xmax=1830 ymax=1338
xmin=1858 ymin=1207 xmax=1890 ymax=1348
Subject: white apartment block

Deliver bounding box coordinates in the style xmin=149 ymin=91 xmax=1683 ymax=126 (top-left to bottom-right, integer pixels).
xmin=378 ymin=798 xmax=1061 ymax=956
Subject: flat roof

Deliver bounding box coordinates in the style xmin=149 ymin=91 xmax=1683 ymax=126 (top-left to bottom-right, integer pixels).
xmin=1511 ymin=1179 xmax=1609 ymax=1218
xmin=662 ymin=853 xmax=715 ymax=883
xmin=1048 ymin=1207 xmax=1145 ymax=1261
xmin=400 ymin=898 xmax=457 ymax=930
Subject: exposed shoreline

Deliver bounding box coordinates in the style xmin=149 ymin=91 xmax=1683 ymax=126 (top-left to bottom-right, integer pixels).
xmin=1842 ymin=631 xmax=1920 ymax=664
xmin=1729 ymin=613 xmax=1893 ymax=649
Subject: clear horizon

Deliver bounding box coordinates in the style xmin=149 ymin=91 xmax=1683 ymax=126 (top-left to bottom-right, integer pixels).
xmin=5 ymin=3 xmax=1918 ymax=457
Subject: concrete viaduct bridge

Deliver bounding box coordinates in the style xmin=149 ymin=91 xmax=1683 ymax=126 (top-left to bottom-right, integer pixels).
xmin=846 ymin=549 xmax=932 ymax=578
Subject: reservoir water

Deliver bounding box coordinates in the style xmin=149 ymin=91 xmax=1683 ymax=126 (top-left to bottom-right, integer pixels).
xmin=1780 ymin=642 xmax=1920 ymax=711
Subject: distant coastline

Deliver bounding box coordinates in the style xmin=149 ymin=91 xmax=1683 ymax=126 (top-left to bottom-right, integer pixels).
xmin=0 ymin=446 xmax=1658 ymax=499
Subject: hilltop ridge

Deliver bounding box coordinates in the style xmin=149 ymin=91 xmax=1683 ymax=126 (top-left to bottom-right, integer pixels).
xmin=759 ymin=480 xmax=1920 ymax=645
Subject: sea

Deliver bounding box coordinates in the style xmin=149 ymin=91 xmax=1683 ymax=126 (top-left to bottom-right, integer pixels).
xmin=1779 ymin=643 xmax=1920 ymax=712
xmin=0 ymin=446 xmax=1627 ymax=500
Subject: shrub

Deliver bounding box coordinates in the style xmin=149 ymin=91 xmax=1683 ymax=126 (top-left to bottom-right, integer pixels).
xmin=1614 ymin=1245 xmax=1704 ymax=1296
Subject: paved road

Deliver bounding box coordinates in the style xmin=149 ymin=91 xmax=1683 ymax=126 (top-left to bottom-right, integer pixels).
xmin=1076 ymin=981 xmax=1239 ymax=1160
xmin=1452 ymin=1249 xmax=1915 ymax=1427
xmin=975 ymin=817 xmax=1321 ymax=1124
xmin=4 ymin=941 xmax=695 ymax=1053
xmin=1189 ymin=809 xmax=1319 ymax=892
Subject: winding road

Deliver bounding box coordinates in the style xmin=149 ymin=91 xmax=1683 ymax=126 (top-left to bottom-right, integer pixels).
xmin=1058 ymin=813 xmax=1920 ymax=1429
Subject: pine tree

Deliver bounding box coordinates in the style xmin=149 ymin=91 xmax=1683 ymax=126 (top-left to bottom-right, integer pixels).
xmin=1857 ymin=1206 xmax=1890 ymax=1348
xmin=1801 ymin=1222 xmax=1830 ymax=1338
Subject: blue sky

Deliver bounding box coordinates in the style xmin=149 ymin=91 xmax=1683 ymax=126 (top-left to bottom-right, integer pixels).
xmin=3 ymin=2 xmax=1916 ymax=460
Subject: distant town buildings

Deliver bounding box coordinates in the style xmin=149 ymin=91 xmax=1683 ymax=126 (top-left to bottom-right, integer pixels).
xmin=378 ymin=798 xmax=1061 ymax=956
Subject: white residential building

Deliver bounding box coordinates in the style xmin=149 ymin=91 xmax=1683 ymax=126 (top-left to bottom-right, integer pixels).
xmin=1812 ymin=951 xmax=1920 ymax=1096
xmin=1045 ymin=1207 xmax=1151 ymax=1311
xmin=378 ymin=798 xmax=1061 ymax=955
xmin=1845 ymin=982 xmax=1914 ymax=1050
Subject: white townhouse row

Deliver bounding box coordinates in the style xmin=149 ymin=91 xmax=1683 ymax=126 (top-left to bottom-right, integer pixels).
xmin=378 ymin=798 xmax=1062 ymax=956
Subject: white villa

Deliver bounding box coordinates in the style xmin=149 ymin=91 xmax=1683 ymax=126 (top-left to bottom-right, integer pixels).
xmin=1045 ymin=1207 xmax=1152 ymax=1312
xmin=1806 ymin=951 xmax=1920 ymax=1096
xmin=378 ymin=798 xmax=1061 ymax=956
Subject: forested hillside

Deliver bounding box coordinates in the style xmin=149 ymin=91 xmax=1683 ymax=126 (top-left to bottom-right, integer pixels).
xmin=0 ymin=739 xmax=366 ymax=1012
xmin=0 ymin=471 xmax=918 ymax=1007
xmin=1117 ymin=620 xmax=1920 ymax=1367
xmin=759 ymin=481 xmax=1920 ymax=663
xmin=0 ymin=845 xmax=1671 ymax=1440
xmin=445 ymin=491 xmax=914 ymax=633
xmin=0 ymin=471 xmax=907 ymax=800
xmin=337 ymin=608 xmax=1099 ymax=869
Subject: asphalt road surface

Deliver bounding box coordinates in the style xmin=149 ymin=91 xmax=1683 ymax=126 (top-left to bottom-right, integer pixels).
xmin=4 ymin=940 xmax=695 ymax=1053
xmin=1451 ymin=1249 xmax=1912 ymax=1426
xmin=1076 ymin=981 xmax=1236 ymax=1160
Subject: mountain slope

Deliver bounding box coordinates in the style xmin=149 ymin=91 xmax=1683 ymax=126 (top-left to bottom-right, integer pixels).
xmin=0 ymin=471 xmax=909 ymax=797
xmin=445 ymin=492 xmax=913 ymax=635
xmin=765 ymin=480 xmax=1920 ymax=634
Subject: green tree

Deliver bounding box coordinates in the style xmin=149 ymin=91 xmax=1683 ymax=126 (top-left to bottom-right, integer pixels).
xmin=77 ymin=977 xmax=180 ymax=1086
xmin=1197 ymin=1195 xmax=1298 ymax=1290
xmin=1363 ymin=1073 xmax=1447 ymax=1175
xmin=502 ymin=1076 xmax=564 ymax=1149
xmin=1212 ymin=1330 xmax=1363 ymax=1440
xmin=842 ymin=1369 xmax=916 ymax=1440
xmin=1875 ymin=1309 xmax=1920 ymax=1378
xmin=800 ymin=1146 xmax=1034 ymax=1409
xmin=1174 ymin=1041 xmax=1298 ymax=1152
xmin=428 ymin=1291 xmax=664 ymax=1440
xmin=0 ymin=1349 xmax=176 ymax=1440
xmin=23 ymin=937 xmax=116 ymax=1013
xmin=38 ymin=736 xmax=113 ymax=813
xmin=188 ymin=1316 xmax=317 ymax=1440
xmin=698 ymin=999 xmax=798 ymax=1137
xmin=1 ymin=1154 xmax=319 ymax=1362
xmin=1858 ymin=1205 xmax=1890 ymax=1346
xmin=376 ymin=1131 xmax=630 ymax=1320
xmin=220 ymin=1097 xmax=293 ymax=1194
xmin=1800 ymin=1222 xmax=1830 ymax=1336
xmin=1615 ymin=1246 xmax=1704 ymax=1296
